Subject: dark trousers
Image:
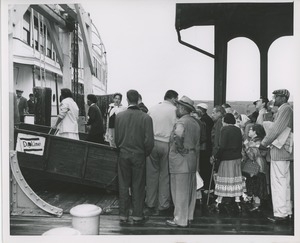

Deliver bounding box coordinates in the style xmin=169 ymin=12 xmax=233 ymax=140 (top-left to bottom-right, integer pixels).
xmin=199 ymin=150 xmax=214 ymax=190
xmin=118 ymin=151 xmax=146 ymax=220
xmin=86 ymin=132 xmax=104 ymax=144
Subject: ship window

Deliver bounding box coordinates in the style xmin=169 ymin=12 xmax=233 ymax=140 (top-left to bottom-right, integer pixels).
xmin=23 ymin=28 xmax=30 ymax=45
xmin=35 ymin=40 xmax=39 ymax=50
xmin=23 ymin=11 xmax=30 ymax=45
xmin=47 ymin=48 xmax=52 ymax=58
xmin=34 ymin=16 xmax=38 ymax=28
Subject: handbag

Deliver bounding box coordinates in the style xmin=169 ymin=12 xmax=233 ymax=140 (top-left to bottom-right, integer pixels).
xmin=241 ymin=158 xmax=260 ymax=176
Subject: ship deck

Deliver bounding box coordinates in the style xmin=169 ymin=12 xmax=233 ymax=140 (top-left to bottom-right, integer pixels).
xmin=10 ymin=179 xmax=294 ymax=236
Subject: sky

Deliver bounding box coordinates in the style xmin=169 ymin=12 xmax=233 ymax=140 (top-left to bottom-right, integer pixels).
xmin=82 ymin=0 xmax=300 ymax=108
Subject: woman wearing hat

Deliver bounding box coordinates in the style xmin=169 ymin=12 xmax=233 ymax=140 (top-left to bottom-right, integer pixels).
xmin=213 ymin=113 xmax=244 ymax=212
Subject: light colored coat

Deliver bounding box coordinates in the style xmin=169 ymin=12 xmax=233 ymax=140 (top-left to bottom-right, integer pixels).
xmin=147 ymin=100 xmax=177 ymax=142
xmin=261 ymin=103 xmax=293 ymax=161
xmin=57 ymin=97 xmax=79 ymax=134
xmin=169 ymin=114 xmax=200 ymax=173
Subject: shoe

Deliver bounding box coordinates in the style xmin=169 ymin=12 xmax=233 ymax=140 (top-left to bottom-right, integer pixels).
xmin=166 ymin=219 xmax=187 ymax=228
xmin=133 ymin=216 xmax=149 ymax=225
xmin=267 ymin=216 xmax=289 ymax=223
xmin=249 ymin=206 xmax=260 ymax=212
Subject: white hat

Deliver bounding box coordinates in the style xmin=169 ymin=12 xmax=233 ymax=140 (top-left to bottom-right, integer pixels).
xmin=196 ymin=103 xmax=208 ymax=110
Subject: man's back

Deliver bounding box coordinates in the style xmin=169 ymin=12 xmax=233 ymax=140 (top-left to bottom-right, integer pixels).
xmin=148 ymin=100 xmax=177 ymax=142
xmin=115 ymin=106 xmax=154 ymax=156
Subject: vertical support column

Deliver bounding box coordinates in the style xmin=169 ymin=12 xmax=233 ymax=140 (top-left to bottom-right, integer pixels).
xmin=260 ymin=47 xmax=268 ymax=98
xmin=214 ymin=24 xmax=228 ymax=106
xmin=72 ymin=22 xmax=79 ymax=100
xmin=76 ymin=4 xmax=93 ymax=97
xmin=60 ymin=30 xmax=72 ymax=89
xmin=32 ymin=65 xmax=36 ymax=88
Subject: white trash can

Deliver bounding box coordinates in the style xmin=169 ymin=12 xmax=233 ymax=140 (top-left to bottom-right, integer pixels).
xmin=42 ymin=227 xmax=81 ymax=235
xmin=70 ymin=204 xmax=102 ymax=235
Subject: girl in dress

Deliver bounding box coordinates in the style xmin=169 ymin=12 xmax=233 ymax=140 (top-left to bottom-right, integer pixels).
xmin=242 ymin=124 xmax=268 ymax=211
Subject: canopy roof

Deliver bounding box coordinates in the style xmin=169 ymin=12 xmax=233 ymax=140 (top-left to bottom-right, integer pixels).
xmin=175 ymin=2 xmax=294 ymax=104
xmin=176 ymin=2 xmax=293 ymax=51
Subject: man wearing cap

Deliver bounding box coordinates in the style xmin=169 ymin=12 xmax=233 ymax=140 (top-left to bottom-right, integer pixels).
xmin=196 ymin=103 xmax=214 ymax=194
xmin=166 ymin=96 xmax=200 ymax=227
xmin=16 ymin=89 xmax=28 ymax=122
xmin=259 ymin=89 xmax=293 ymax=222
xmin=145 ymin=90 xmax=178 ymax=215
xmin=254 ymin=97 xmax=269 ymax=125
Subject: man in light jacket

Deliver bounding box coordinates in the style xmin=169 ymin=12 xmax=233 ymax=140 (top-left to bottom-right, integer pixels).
xmin=260 ymin=89 xmax=293 ymax=222
xmin=145 ymin=90 xmax=178 ymax=215
xmin=166 ymin=96 xmax=200 ymax=227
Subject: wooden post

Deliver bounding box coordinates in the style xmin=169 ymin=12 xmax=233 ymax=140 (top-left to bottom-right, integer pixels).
xmin=214 ymin=23 xmax=227 ymax=106
xmin=260 ymin=48 xmax=268 ymax=98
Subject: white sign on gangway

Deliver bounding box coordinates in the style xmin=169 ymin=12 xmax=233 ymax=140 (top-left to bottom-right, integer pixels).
xmin=16 ymin=133 xmax=46 ymax=156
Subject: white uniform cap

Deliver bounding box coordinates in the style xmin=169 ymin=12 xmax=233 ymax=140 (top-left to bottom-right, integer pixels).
xmin=196 ymin=103 xmax=208 ymax=110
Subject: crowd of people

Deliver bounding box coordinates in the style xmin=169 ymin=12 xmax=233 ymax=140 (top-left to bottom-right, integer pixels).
xmin=106 ymin=88 xmax=292 ymax=226
xmin=17 ymin=86 xmax=293 ymax=227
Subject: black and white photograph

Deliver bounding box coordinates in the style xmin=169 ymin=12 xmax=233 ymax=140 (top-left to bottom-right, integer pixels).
xmin=1 ymin=0 xmax=299 ymax=242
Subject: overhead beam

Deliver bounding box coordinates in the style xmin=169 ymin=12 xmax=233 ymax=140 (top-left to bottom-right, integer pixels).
xmin=75 ymin=4 xmax=94 ymax=75
xmin=59 ymin=4 xmax=77 ymax=20
xmin=44 ymin=19 xmax=64 ymax=69
xmin=31 ymin=4 xmax=69 ymax=30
